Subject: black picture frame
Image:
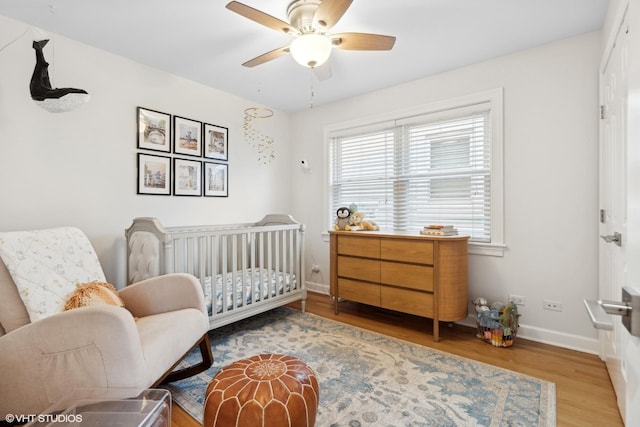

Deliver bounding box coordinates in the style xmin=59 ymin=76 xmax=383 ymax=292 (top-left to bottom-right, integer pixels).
xmin=174 ymin=158 xmax=202 ymax=196
xmin=203 ymin=123 xmax=229 ymax=161
xmin=203 ymin=161 xmax=229 ymax=197
xmin=137 ymin=153 xmax=171 ymax=195
xmin=137 ymin=107 xmax=171 ymax=152
xmin=174 ymin=116 xmax=203 ymax=157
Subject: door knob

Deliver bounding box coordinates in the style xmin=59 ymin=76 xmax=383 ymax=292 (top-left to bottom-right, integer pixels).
xmin=600 ymin=232 xmax=622 ymax=246
xmin=584 ymin=287 xmax=640 ymax=336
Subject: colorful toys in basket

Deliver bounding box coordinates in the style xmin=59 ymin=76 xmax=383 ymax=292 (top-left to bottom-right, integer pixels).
xmin=474 ymin=297 xmax=520 ymax=347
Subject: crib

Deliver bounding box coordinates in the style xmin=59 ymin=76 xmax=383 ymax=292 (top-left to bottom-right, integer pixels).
xmin=125 ymin=214 xmax=306 ymax=329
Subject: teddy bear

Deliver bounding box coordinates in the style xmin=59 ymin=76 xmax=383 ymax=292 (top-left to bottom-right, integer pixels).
xmin=347 ymin=211 xmax=379 ymax=231
xmin=333 ymin=207 xmax=352 ymax=231
xmin=345 ymin=211 xmax=363 ymax=231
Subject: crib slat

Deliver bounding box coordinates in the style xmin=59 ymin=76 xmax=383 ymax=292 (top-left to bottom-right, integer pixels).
xmin=268 ymin=231 xmax=274 ymax=297
xmin=221 ymin=235 xmax=229 ymax=313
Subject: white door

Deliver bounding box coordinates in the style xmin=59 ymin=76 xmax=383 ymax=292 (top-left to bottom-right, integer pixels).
xmin=600 ymin=3 xmax=640 ymax=424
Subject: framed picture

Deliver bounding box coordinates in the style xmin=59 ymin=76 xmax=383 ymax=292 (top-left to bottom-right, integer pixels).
xmin=203 ymin=162 xmax=229 ymax=197
xmin=203 ymin=123 xmax=228 ymax=161
xmin=174 ymin=158 xmax=202 ymax=196
xmin=137 ymin=107 xmax=171 ymax=152
xmin=174 ymin=116 xmax=202 ymax=157
xmin=137 ymin=153 xmax=171 ymax=195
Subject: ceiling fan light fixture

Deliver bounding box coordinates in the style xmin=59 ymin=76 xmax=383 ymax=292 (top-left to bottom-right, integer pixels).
xmin=290 ymin=33 xmax=331 ymax=68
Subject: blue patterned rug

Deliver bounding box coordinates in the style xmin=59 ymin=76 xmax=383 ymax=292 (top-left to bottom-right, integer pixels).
xmin=164 ymin=307 xmax=556 ymax=426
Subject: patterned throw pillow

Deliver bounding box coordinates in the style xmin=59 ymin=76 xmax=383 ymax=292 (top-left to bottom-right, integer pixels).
xmin=64 ymin=281 xmax=124 ymax=310
xmin=0 ymin=227 xmax=106 ymax=321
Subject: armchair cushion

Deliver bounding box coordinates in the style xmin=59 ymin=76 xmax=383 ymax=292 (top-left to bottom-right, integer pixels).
xmin=0 ymin=227 xmax=105 ymax=321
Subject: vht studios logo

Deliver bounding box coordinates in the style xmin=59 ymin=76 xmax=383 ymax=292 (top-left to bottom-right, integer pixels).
xmin=5 ymin=413 xmax=83 ymax=424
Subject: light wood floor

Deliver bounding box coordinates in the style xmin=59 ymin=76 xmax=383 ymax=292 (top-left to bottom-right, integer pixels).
xmin=171 ymin=292 xmax=623 ymax=427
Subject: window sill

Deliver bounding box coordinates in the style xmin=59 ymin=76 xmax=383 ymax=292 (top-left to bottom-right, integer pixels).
xmin=468 ymin=242 xmax=506 ymax=257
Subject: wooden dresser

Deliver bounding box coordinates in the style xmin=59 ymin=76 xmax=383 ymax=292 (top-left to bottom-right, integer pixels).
xmin=329 ymin=230 xmax=469 ymax=341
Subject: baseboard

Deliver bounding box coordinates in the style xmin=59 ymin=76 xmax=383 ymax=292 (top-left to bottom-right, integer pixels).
xmin=304 ymin=283 xmax=599 ymax=355
xmin=305 ymin=281 xmax=330 ymax=295
xmin=457 ymin=314 xmax=599 ymax=355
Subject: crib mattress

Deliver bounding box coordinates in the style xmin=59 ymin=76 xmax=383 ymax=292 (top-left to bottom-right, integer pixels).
xmin=202 ymin=268 xmax=297 ymax=315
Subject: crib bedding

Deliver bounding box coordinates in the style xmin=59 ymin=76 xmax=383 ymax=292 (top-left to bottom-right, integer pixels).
xmin=203 ymin=268 xmax=297 ymax=315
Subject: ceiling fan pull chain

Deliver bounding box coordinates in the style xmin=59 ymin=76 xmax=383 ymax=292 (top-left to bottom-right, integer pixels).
xmin=309 ymin=73 xmax=315 ymax=109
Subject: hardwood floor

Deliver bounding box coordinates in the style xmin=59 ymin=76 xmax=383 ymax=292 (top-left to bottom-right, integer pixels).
xmin=171 ymin=291 xmax=623 ymax=427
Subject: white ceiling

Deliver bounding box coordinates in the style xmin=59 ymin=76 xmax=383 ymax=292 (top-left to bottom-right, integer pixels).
xmin=0 ymin=0 xmax=609 ymax=113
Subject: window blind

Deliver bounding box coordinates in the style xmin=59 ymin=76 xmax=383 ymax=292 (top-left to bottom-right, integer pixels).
xmin=329 ymin=106 xmax=492 ymax=242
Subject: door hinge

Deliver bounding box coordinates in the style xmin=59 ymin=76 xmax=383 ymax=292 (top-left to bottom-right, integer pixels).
xmin=600 ymin=209 xmax=607 ymax=223
xmin=600 ymin=105 xmax=607 ymax=120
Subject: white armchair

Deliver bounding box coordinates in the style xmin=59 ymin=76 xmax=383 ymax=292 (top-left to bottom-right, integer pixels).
xmin=0 ymin=228 xmax=213 ymax=419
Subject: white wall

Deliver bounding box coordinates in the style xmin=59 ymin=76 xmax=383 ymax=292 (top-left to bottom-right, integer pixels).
xmin=290 ymin=31 xmax=602 ymax=353
xmin=0 ymin=15 xmax=293 ymax=286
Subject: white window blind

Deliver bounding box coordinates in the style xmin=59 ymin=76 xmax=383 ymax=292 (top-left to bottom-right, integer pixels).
xmin=329 ymin=105 xmax=492 ymax=242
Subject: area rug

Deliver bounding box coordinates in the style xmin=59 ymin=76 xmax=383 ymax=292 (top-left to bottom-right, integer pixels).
xmin=164 ymin=307 xmax=556 ymax=426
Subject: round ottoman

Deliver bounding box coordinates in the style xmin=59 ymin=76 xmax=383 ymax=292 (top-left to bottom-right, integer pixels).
xmin=204 ymin=353 xmax=319 ymax=427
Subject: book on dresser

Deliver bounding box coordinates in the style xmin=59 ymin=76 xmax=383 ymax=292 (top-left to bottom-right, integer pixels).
xmin=420 ymin=225 xmax=459 ymax=236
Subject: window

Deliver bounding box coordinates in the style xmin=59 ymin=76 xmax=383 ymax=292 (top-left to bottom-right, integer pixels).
xmin=326 ymin=89 xmax=504 ymax=255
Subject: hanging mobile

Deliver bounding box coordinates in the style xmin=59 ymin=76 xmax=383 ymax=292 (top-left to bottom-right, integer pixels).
xmin=30 ymin=39 xmax=90 ymax=113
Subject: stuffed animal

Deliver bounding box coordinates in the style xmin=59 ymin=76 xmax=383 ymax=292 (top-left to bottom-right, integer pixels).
xmin=490 ymin=301 xmax=506 ymax=311
xmin=345 ymin=211 xmax=363 ymax=231
xmin=347 ymin=211 xmax=379 ymax=231
xmin=65 ymin=281 xmax=124 ymax=310
xmin=473 ymin=296 xmax=490 ymax=313
xmin=333 ymin=207 xmax=352 ymax=231
xmin=500 ymin=302 xmax=518 ymax=328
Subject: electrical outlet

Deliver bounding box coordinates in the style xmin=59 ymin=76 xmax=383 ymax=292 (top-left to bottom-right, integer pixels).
xmin=509 ymin=294 xmax=526 ymax=306
xmin=543 ymin=299 xmax=562 ymax=312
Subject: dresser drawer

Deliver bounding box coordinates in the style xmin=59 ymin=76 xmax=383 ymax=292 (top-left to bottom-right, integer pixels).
xmin=380 ymin=261 xmax=433 ymax=291
xmin=337 ymin=256 xmax=380 ymax=283
xmin=338 ymin=278 xmax=381 ymax=306
xmin=381 ymin=286 xmax=434 ymax=318
xmin=337 ymin=235 xmax=380 ymax=258
xmin=380 ymin=239 xmax=433 ymax=264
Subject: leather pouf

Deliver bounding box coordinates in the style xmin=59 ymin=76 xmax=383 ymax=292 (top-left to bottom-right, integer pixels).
xmin=204 ymin=353 xmax=319 ymax=427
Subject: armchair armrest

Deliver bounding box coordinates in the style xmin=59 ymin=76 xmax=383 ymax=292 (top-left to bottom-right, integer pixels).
xmin=0 ymin=306 xmax=148 ymax=417
xmin=119 ymin=273 xmax=207 ymax=318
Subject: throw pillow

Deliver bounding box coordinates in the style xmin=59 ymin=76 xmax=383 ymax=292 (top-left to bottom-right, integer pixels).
xmin=0 ymin=227 xmax=106 ymax=322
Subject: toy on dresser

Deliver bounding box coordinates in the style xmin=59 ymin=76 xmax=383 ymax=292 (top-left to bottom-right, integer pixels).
xmin=332 ymin=207 xmax=352 ymax=231
xmin=332 ymin=205 xmax=379 ymax=232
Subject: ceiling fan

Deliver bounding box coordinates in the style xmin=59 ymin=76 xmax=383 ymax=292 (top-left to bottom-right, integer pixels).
xmin=226 ymin=0 xmax=396 ymax=71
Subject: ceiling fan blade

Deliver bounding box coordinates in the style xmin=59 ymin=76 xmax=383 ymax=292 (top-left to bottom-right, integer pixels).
xmin=313 ymin=0 xmax=353 ymax=31
xmin=331 ymin=32 xmax=396 ymax=50
xmin=313 ymin=60 xmax=332 ymax=81
xmin=242 ymin=46 xmax=290 ymax=67
xmin=226 ymin=1 xmax=298 ymax=35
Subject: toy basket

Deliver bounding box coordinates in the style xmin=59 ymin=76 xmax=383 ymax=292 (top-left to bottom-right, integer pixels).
xmin=476 ymin=307 xmax=520 ymax=347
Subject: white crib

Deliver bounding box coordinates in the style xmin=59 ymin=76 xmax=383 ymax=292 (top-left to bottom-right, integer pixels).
xmin=125 ymin=214 xmax=306 ymax=329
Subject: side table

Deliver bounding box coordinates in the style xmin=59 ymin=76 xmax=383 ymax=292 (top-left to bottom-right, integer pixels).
xmin=24 ymin=389 xmax=170 ymax=427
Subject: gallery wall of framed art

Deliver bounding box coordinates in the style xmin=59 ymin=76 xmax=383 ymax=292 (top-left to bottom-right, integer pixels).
xmin=136 ymin=106 xmax=229 ymax=197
